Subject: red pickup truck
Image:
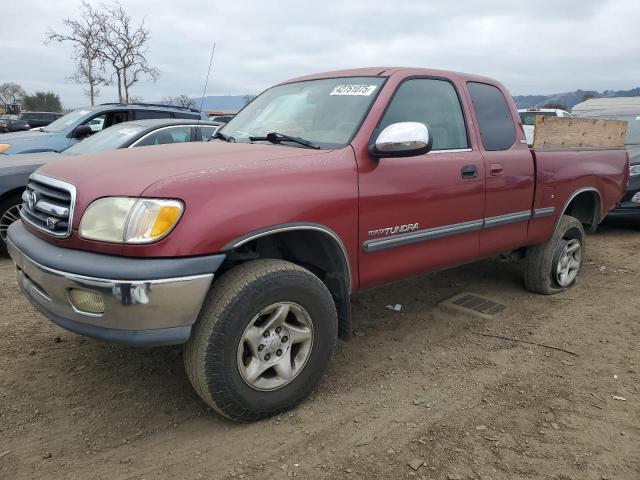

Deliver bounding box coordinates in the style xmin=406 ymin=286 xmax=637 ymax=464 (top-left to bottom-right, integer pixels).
xmin=7 ymin=67 xmax=629 ymax=421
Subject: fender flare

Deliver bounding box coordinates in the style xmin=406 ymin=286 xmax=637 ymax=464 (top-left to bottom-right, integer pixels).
xmin=555 ymin=187 xmax=602 ymax=232
xmin=222 ymin=222 xmax=353 ymax=293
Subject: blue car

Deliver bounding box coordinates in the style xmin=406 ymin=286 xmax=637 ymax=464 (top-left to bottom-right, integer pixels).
xmin=0 ymin=103 xmax=208 ymax=155
xmin=0 ymin=118 xmax=220 ymax=253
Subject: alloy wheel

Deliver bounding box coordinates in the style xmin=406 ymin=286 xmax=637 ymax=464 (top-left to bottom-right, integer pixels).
xmin=236 ymin=302 xmax=314 ymax=391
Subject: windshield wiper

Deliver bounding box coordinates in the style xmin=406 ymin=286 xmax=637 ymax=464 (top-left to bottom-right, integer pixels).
xmin=249 ymin=132 xmax=320 ymax=149
xmin=211 ymin=131 xmax=235 ymax=142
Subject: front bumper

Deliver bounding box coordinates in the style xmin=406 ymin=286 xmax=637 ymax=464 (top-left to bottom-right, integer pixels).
xmin=7 ymin=222 xmax=224 ymax=347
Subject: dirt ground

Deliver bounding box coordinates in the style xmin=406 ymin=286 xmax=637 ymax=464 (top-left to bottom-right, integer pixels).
xmin=0 ymin=223 xmax=638 ymax=480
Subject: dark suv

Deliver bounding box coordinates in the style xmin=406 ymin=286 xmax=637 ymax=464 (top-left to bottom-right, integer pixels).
xmin=0 ymin=103 xmax=208 ymax=155
xmin=18 ymin=112 xmax=63 ymax=128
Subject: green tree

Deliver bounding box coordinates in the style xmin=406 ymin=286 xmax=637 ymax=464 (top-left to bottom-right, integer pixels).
xmin=23 ymin=92 xmax=63 ymax=112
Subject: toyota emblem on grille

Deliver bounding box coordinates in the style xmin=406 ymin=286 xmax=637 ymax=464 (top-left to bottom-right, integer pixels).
xmin=27 ymin=191 xmax=38 ymax=210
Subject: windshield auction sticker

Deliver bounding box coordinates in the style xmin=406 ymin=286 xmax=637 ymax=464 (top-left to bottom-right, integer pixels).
xmin=330 ymin=85 xmax=377 ymax=96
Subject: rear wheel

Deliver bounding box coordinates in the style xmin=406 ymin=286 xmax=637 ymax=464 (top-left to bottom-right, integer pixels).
xmin=0 ymin=194 xmax=23 ymax=255
xmin=184 ymin=259 xmax=338 ymax=422
xmin=524 ymin=215 xmax=585 ymax=294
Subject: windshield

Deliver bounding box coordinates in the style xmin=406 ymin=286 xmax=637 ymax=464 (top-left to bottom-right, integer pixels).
xmin=64 ymin=124 xmax=146 ymax=155
xmin=220 ymin=76 xmax=385 ymax=148
xmin=519 ymin=111 xmax=557 ymax=126
xmin=44 ymin=109 xmax=93 ymax=133
xmin=587 ymin=114 xmax=640 ymax=145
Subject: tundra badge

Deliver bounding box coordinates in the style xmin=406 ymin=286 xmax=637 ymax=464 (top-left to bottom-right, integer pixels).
xmin=368 ymin=223 xmax=419 ymax=237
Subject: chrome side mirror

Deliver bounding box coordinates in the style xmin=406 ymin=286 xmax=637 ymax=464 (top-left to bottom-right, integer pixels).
xmin=369 ymin=122 xmax=433 ymax=158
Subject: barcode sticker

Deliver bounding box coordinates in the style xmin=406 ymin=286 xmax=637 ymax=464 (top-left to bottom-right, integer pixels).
xmin=330 ymin=85 xmax=377 ymax=96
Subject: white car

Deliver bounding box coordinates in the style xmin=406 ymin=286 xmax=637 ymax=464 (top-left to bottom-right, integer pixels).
xmin=518 ymin=108 xmax=572 ymax=145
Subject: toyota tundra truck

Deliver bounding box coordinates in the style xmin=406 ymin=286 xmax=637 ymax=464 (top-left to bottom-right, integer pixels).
xmin=6 ymin=67 xmax=629 ymax=422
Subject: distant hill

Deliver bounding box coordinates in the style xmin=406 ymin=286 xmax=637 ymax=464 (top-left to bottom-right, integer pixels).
xmin=513 ymin=87 xmax=640 ymax=110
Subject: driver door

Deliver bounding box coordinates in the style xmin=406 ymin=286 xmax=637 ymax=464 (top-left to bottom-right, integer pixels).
xmin=357 ymin=78 xmax=486 ymax=288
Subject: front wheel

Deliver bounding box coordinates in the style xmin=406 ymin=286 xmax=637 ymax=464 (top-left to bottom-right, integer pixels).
xmin=0 ymin=194 xmax=23 ymax=255
xmin=524 ymin=215 xmax=585 ymax=294
xmin=184 ymin=259 xmax=338 ymax=422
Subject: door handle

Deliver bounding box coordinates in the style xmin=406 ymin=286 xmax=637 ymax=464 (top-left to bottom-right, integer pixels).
xmin=461 ymin=165 xmax=478 ymax=179
xmin=490 ymin=163 xmax=504 ymax=175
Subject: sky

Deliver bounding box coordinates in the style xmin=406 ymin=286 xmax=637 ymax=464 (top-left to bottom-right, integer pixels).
xmin=2 ymin=0 xmax=640 ymax=109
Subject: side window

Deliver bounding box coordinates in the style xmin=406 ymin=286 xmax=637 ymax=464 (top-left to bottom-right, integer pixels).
xmin=133 ymin=126 xmax=193 ymax=147
xmin=377 ymin=78 xmax=468 ymax=151
xmin=467 ymin=82 xmax=516 ymax=151
xmin=101 ymin=110 xmax=130 ymax=130
xmin=85 ymin=114 xmax=106 ymax=132
xmin=197 ymin=126 xmax=216 ymax=141
xmin=174 ymin=112 xmax=199 ymax=119
xmin=134 ymin=110 xmax=173 ymax=120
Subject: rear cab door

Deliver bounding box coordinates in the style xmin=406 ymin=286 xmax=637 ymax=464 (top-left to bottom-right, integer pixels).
xmin=465 ymin=81 xmax=535 ymax=256
xmin=355 ymin=72 xmax=486 ymax=288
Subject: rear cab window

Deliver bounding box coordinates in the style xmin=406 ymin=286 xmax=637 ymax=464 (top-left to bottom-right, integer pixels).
xmin=467 ymin=82 xmax=516 ymax=151
xmin=376 ymin=78 xmax=469 ymax=151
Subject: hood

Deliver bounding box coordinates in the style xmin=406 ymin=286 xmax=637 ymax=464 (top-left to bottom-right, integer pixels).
xmin=626 ymin=144 xmax=640 ymax=165
xmin=0 ymin=130 xmax=58 ymax=142
xmin=38 ymin=141 xmax=330 ymax=215
xmin=0 ymin=151 xmax=64 ymax=172
xmin=0 ymin=130 xmax=62 ymax=152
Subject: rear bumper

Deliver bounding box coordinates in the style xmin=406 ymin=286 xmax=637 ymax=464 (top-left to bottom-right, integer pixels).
xmin=607 ymin=205 xmax=640 ymax=220
xmin=606 ymin=174 xmax=640 ymax=220
xmin=7 ymin=222 xmax=224 ymax=347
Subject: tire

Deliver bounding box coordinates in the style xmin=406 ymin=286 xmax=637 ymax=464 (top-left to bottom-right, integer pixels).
xmin=184 ymin=259 xmax=338 ymax=422
xmin=524 ymin=215 xmax=585 ymax=295
xmin=0 ymin=194 xmax=23 ymax=255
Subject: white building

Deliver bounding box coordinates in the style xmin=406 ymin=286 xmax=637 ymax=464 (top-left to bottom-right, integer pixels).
xmin=572 ymin=96 xmax=640 ymax=117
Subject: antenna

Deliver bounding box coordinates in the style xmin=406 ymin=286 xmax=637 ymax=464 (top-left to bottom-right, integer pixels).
xmin=198 ymin=43 xmax=216 ymax=122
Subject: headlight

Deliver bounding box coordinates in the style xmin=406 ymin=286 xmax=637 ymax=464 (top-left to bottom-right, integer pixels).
xmin=630 ymin=165 xmax=640 ymax=176
xmin=0 ymin=144 xmax=11 ymax=154
xmin=79 ymin=197 xmax=183 ymax=244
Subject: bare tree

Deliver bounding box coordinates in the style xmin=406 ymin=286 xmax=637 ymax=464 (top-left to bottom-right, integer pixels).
xmin=97 ymin=3 xmax=159 ymax=103
xmin=242 ymin=94 xmax=256 ymax=106
xmin=71 ymin=57 xmax=107 ymax=104
xmin=162 ymin=94 xmax=196 ymax=109
xmin=0 ymin=82 xmax=27 ymax=106
xmin=45 ymin=1 xmax=107 ymax=106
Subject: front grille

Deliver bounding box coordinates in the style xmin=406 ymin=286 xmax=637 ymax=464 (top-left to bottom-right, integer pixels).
xmin=20 ymin=173 xmax=76 ymax=238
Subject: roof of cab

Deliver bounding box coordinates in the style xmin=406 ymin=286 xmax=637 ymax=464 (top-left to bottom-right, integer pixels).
xmin=281 ymin=67 xmax=502 ymax=86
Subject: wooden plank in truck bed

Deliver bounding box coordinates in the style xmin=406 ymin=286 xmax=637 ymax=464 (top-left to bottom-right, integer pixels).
xmin=533 ymin=116 xmax=627 ymax=149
